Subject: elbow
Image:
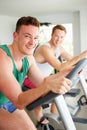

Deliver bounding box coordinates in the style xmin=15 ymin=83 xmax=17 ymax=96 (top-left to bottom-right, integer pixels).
xmin=13 ymin=94 xmax=26 ymax=110
xmin=16 ymin=104 xmax=25 ymax=110
xmin=14 ymin=101 xmax=25 ymax=110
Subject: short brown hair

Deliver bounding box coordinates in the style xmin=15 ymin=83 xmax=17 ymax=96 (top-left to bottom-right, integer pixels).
xmin=15 ymin=16 xmax=40 ymax=32
xmin=52 ymin=25 xmax=66 ymax=35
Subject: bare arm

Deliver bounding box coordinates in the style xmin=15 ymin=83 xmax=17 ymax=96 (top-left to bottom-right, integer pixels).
xmin=34 ymin=45 xmax=62 ymax=70
xmin=61 ymin=50 xmax=87 ymax=71
xmin=58 ymin=45 xmax=87 ymax=70
xmin=0 ymin=49 xmax=71 ymax=110
xmin=34 ymin=45 xmax=87 ymax=72
xmin=34 ymin=45 xmax=74 ymax=71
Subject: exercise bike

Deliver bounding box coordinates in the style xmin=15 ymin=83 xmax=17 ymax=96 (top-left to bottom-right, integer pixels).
xmin=25 ymin=58 xmax=87 ymax=130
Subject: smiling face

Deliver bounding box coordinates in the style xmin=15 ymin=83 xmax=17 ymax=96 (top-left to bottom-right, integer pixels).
xmin=51 ymin=29 xmax=66 ymax=48
xmin=13 ymin=25 xmax=39 ymax=55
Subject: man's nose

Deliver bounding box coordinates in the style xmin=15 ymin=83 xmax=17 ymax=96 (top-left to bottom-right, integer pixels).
xmin=29 ymin=38 xmax=35 ymax=44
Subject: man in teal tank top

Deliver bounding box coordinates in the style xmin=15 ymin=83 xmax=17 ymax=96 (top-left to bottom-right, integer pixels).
xmin=0 ymin=16 xmax=86 ymax=130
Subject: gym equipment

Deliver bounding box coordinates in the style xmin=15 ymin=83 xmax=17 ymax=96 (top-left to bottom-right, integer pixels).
xmin=26 ymin=58 xmax=87 ymax=130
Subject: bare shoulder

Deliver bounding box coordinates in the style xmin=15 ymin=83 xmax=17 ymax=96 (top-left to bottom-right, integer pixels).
xmin=0 ymin=48 xmax=11 ymax=62
xmin=38 ymin=45 xmax=52 ymax=54
xmin=34 ymin=45 xmax=53 ymax=62
xmin=34 ymin=44 xmax=51 ymax=57
xmin=0 ymin=48 xmax=13 ymax=71
xmin=40 ymin=44 xmax=51 ymax=50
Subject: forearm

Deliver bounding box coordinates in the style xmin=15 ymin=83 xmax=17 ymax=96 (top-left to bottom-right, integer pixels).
xmin=59 ymin=51 xmax=87 ymax=71
xmin=68 ymin=54 xmax=85 ymax=65
xmin=17 ymin=82 xmax=50 ymax=109
xmin=69 ymin=50 xmax=87 ymax=64
xmin=16 ymin=70 xmax=72 ymax=109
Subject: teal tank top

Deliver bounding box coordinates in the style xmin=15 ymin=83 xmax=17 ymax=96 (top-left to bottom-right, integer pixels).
xmin=0 ymin=44 xmax=30 ymax=105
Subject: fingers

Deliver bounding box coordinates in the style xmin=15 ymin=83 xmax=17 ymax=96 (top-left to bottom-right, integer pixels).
xmin=49 ymin=76 xmax=72 ymax=95
xmin=45 ymin=70 xmax=72 ymax=95
xmin=56 ymin=78 xmax=72 ymax=94
xmin=80 ymin=50 xmax=87 ymax=59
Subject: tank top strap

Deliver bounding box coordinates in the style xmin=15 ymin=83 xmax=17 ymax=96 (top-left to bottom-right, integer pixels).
xmin=0 ymin=44 xmax=15 ymax=66
xmin=0 ymin=44 xmax=30 ymax=85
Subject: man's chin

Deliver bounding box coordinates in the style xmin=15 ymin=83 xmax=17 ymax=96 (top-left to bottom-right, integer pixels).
xmin=28 ymin=51 xmax=34 ymax=55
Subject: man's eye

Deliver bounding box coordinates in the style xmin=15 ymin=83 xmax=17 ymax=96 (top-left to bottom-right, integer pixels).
xmin=25 ymin=35 xmax=30 ymax=38
xmin=35 ymin=38 xmax=38 ymax=40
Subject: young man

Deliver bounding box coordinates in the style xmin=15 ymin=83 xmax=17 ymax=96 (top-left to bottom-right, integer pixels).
xmin=24 ymin=24 xmax=87 ymax=125
xmin=0 ymin=16 xmax=75 ymax=130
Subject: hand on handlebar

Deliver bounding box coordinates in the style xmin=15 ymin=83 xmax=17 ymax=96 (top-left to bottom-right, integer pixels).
xmin=44 ymin=70 xmax=72 ymax=95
